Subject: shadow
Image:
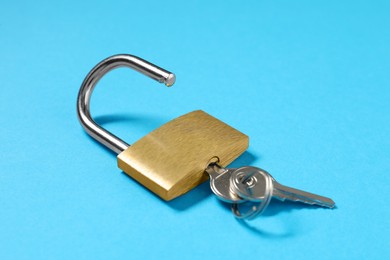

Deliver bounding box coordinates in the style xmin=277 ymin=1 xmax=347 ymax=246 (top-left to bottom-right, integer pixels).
xmin=94 ymin=114 xmax=138 ymax=125
xmin=227 ymin=150 xmax=258 ymax=168
xmin=211 ymin=199 xmax=295 ymax=238
xmin=94 ymin=113 xmax=168 ymax=135
xmin=87 ymin=114 xmax=316 ymax=218
xmin=84 ymin=113 xmax=261 ymax=211
xmin=236 ymin=218 xmax=295 ymax=238
xmin=94 ymin=114 xmax=165 ymax=126
xmin=82 ymin=113 xmax=168 ymax=156
xmin=235 ymin=200 xmax=336 ymax=238
xmin=167 ymin=181 xmax=212 ymax=210
xmin=213 ymin=190 xmax=336 ymax=238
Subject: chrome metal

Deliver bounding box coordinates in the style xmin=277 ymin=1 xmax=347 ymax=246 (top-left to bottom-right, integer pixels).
xmin=206 ymin=164 xmax=268 ymax=219
xmin=231 ymin=201 xmax=267 ymax=220
xmin=272 ymin=179 xmax=335 ymax=208
xmin=77 ymin=54 xmax=175 ymax=154
xmin=230 ymin=166 xmax=335 ymax=219
xmin=230 ymin=167 xmax=274 ymax=219
xmin=206 ymin=163 xmax=245 ymax=203
xmin=230 ymin=167 xmax=275 ymax=201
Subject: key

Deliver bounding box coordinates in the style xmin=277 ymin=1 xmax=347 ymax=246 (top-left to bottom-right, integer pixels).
xmin=205 ymin=163 xmax=246 ymax=203
xmin=206 ymin=163 xmax=266 ymax=219
xmin=231 ymin=166 xmax=335 ymax=208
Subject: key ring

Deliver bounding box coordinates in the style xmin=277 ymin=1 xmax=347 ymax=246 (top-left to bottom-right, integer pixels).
xmin=231 ymin=170 xmax=274 ymax=219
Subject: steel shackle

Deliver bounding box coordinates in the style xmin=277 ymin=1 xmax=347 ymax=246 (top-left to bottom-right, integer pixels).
xmin=77 ymin=54 xmax=176 ymax=154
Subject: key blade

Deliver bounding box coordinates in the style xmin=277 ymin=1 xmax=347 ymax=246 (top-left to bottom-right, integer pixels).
xmin=273 ymin=183 xmax=335 ymax=208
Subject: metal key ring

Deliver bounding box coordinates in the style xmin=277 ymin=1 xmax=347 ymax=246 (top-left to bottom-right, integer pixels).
xmin=231 ymin=201 xmax=263 ymax=219
xmin=231 ymin=170 xmax=274 ymax=219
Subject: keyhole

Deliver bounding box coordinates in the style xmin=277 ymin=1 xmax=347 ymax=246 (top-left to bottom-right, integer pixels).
xmin=238 ymin=173 xmax=256 ymax=188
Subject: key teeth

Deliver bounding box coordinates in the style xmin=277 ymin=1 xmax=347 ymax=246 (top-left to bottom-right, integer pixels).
xmin=328 ymin=199 xmax=336 ymax=209
xmin=274 ymin=185 xmax=336 ymax=209
xmin=290 ymin=197 xmax=335 ymax=208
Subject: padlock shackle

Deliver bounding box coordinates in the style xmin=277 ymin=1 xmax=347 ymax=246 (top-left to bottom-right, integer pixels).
xmin=77 ymin=54 xmax=175 ymax=154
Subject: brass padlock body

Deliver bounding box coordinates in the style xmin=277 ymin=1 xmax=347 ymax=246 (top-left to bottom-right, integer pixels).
xmin=117 ymin=110 xmax=249 ymax=201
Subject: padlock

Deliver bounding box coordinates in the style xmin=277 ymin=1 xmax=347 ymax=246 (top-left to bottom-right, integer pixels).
xmin=77 ymin=54 xmax=248 ymax=201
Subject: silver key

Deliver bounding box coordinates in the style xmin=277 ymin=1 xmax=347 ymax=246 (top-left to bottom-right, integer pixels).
xmin=231 ymin=166 xmax=335 ymax=208
xmin=205 ymin=163 xmax=245 ymax=203
xmin=206 ymin=163 xmax=267 ymax=219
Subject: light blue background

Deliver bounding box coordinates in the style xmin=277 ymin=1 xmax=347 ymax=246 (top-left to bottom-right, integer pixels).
xmin=1 ymin=0 xmax=389 ymax=259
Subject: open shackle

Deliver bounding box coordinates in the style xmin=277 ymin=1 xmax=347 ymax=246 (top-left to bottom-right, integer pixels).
xmin=77 ymin=54 xmax=176 ymax=154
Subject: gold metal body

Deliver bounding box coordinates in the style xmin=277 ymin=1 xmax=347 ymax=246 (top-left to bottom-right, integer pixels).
xmin=117 ymin=110 xmax=249 ymax=201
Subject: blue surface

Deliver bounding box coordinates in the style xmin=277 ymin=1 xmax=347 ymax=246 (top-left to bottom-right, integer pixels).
xmin=1 ymin=0 xmax=389 ymax=259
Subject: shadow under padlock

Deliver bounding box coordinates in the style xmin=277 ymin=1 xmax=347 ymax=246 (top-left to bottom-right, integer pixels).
xmin=85 ymin=111 xmax=259 ymax=210
xmin=94 ymin=113 xmax=169 ymax=147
